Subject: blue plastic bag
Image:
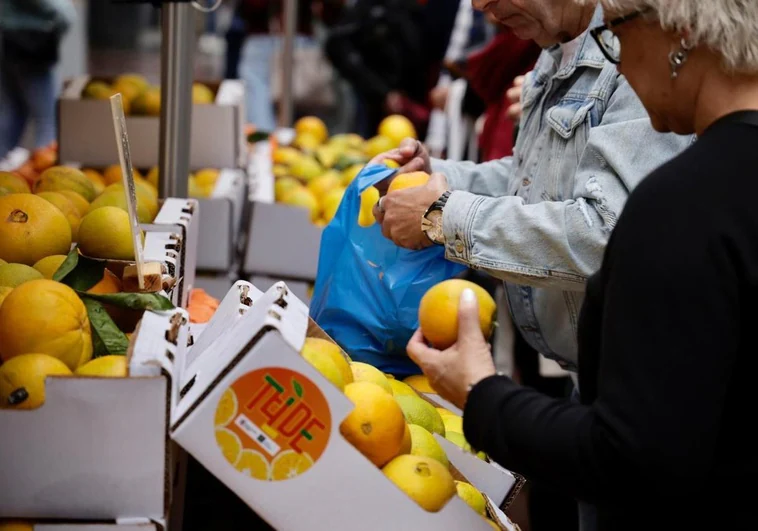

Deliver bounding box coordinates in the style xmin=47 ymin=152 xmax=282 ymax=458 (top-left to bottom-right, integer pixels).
xmin=309 ymin=164 xmax=467 ymax=377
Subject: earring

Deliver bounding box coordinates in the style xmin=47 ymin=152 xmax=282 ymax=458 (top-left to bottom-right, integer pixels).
xmin=669 ymin=38 xmax=694 ymax=79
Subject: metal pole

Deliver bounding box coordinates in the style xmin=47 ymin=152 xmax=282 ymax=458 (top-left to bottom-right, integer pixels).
xmin=279 ymin=0 xmax=297 ymax=128
xmin=159 ymin=2 xmax=195 ymax=199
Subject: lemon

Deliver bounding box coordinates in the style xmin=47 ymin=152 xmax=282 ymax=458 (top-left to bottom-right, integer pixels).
xmin=0 ymin=263 xmax=43 ymax=288
xmin=403 ymin=374 xmax=436 ymax=394
xmin=0 ymin=171 xmax=31 ymax=194
xmin=281 ymin=187 xmax=320 ymax=222
xmin=358 ymin=186 xmax=380 ymax=227
xmin=307 ymin=172 xmax=341 ymax=201
xmin=36 ymin=191 xmax=81 ymax=240
xmin=0 ymin=353 xmax=72 ymax=409
xmin=301 ymin=343 xmax=345 ymax=391
xmin=89 ymin=189 xmax=153 ymax=224
xmin=378 ymin=115 xmax=417 ymax=147
xmin=294 ymin=116 xmax=328 ymax=144
xmin=32 ymin=255 xmax=67 ymax=279
xmin=302 ymin=337 xmax=353 ymax=386
xmin=456 ymin=481 xmax=487 ymax=516
xmin=395 ymin=394 xmax=446 ymax=436
xmin=194 ymin=168 xmax=220 ymax=188
xmin=192 ymin=83 xmax=215 ymax=104
xmin=388 ymin=379 xmax=417 ymax=397
xmin=350 ymin=362 xmax=392 ymax=394
xmin=399 ymin=423 xmax=412 ymax=454
xmin=272 ymin=146 xmax=302 ymax=166
xmin=74 ymin=355 xmax=127 ymax=377
xmin=382 ymin=454 xmax=456 ymax=512
xmin=275 ymin=177 xmax=303 ymax=202
xmin=294 ymin=132 xmax=322 ymax=152
xmin=321 ymin=187 xmax=346 ymax=223
xmin=340 ymin=164 xmax=363 ymax=187
xmin=0 ymin=286 xmax=12 ymax=308
xmin=442 ymin=413 xmax=463 ymax=434
xmin=78 ymin=206 xmax=141 ymax=261
xmin=290 ymin=156 xmax=324 ymax=182
xmin=363 ymin=135 xmax=395 ymax=158
xmin=57 ymin=190 xmax=90 ymax=217
xmin=408 ymin=424 xmax=448 ymax=467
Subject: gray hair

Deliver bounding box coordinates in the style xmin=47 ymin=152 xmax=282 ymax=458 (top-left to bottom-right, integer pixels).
xmin=591 ymin=0 xmax=758 ymax=74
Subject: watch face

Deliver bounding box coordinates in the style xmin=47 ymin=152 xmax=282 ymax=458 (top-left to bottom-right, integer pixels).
xmin=424 ymin=210 xmax=444 ymax=244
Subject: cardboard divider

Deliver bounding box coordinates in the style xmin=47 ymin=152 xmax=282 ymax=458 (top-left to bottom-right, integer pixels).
xmin=168 ymin=281 xmax=521 ymax=530
xmin=58 ymin=76 xmax=245 ymax=169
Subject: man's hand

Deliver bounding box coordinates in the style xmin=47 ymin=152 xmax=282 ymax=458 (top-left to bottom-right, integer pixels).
xmin=430 ymin=85 xmax=450 ymax=110
xmin=407 ymin=289 xmax=497 ymax=410
xmin=369 ymin=138 xmax=432 ymax=194
xmin=373 ymin=172 xmax=448 ymax=250
xmin=506 ymin=75 xmax=525 ymax=122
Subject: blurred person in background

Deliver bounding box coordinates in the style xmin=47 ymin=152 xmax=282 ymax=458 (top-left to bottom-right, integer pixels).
xmin=0 ymin=0 xmax=75 ymax=159
xmin=235 ymin=0 xmax=342 ymax=131
xmin=325 ymin=0 xmax=459 ymax=139
xmin=407 ymin=0 xmax=758 ymax=527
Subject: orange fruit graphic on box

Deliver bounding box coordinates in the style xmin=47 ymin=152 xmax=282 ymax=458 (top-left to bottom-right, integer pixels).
xmin=214 ymin=367 xmax=331 ymax=481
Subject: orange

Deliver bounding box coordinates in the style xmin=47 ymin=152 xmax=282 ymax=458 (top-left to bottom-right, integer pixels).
xmin=87 ymin=269 xmax=122 ymax=294
xmin=0 ymin=353 xmax=72 ymax=409
xmin=81 ymin=168 xmax=106 ymax=195
xmin=36 ymin=191 xmax=81 ymax=241
xmin=36 ymin=166 xmax=97 ymax=201
xmin=103 ymin=164 xmax=144 ymax=186
xmin=388 ymin=171 xmax=430 ymax=193
xmin=235 ymin=449 xmax=271 ymax=480
xmin=340 ymin=381 xmax=406 ymax=467
xmin=399 ymin=423 xmax=412 ymax=454
xmin=270 ymin=449 xmax=314 ymax=480
xmin=381 ymin=454 xmax=456 ymax=512
xmin=0 ymin=279 xmax=92 ymax=370
xmin=215 ymin=388 xmax=238 ymax=427
xmin=0 ymin=194 xmax=72 ymax=265
xmin=0 ymin=171 xmax=31 ymax=194
xmin=418 ymin=279 xmax=497 ymax=349
xmin=58 ymin=190 xmax=90 ymax=217
xmin=403 ymin=374 xmax=436 ymax=394
xmin=378 ymin=115 xmax=417 ymax=147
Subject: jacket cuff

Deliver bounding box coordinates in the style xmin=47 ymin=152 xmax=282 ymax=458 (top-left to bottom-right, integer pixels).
xmin=442 ymin=190 xmax=485 ymax=263
xmin=463 ymin=373 xmax=515 ymax=453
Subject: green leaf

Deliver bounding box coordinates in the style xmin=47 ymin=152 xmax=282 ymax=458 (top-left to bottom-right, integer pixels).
xmin=82 ymin=298 xmax=129 ymax=358
xmin=247 ymin=131 xmax=270 ymax=143
xmin=334 ymin=154 xmax=367 ymax=172
xmin=293 ymin=379 xmax=304 ymax=398
xmin=78 ymin=291 xmax=174 ymax=311
xmin=53 ymin=247 xmax=80 ymax=282
xmin=60 ymin=254 xmax=106 ymax=291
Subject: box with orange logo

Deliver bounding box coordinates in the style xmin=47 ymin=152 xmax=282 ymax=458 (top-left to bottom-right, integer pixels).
xmin=169 ymin=281 xmax=520 ymax=530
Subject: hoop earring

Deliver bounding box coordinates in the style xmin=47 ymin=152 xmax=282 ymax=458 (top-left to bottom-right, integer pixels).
xmin=669 ymin=38 xmax=694 ymax=79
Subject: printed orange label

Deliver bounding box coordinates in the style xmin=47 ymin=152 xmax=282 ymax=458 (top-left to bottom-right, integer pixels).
xmin=214 ymin=367 xmax=332 ymax=481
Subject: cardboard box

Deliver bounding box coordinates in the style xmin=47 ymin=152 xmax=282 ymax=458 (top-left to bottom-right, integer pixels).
xmin=243 ymin=140 xmax=323 ymax=281
xmin=143 ymin=198 xmax=200 ymax=308
xmin=242 ymin=201 xmax=323 ymax=281
xmin=58 ymin=76 xmax=246 ymax=169
xmin=193 ymin=169 xmax=247 ymax=272
xmin=0 ymin=308 xmax=190 ymax=523
xmin=30 ymin=522 xmax=163 ymax=531
xmin=249 ymin=275 xmax=311 ymax=305
xmin=169 ymin=281 xmax=518 ymax=530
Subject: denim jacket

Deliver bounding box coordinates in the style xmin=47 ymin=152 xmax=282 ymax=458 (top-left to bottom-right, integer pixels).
xmin=432 ymin=6 xmax=695 ymax=371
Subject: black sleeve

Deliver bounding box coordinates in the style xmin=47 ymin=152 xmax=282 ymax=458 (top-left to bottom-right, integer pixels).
xmin=462 ymin=171 xmax=741 ymax=504
xmin=324 ymin=3 xmax=392 ymax=101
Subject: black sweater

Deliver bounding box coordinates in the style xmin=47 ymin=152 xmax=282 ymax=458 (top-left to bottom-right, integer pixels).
xmin=464 ymin=111 xmax=758 ymax=529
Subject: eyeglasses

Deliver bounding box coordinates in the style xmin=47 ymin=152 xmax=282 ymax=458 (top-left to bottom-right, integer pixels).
xmin=590 ymin=9 xmax=650 ymax=64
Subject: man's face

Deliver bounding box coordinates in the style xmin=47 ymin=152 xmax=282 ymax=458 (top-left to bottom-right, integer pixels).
xmin=471 ymin=0 xmax=582 ymax=46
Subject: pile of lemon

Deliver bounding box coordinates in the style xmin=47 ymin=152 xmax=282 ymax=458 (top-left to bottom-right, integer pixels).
xmin=272 ymin=115 xmax=417 ymax=227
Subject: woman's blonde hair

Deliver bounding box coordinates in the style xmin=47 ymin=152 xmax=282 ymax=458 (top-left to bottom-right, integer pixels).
xmin=593 ymin=0 xmax=758 ymax=74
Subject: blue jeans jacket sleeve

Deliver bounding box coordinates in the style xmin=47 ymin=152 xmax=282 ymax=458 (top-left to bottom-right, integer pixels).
xmin=440 ymin=74 xmax=694 ymax=292
xmin=431 ymin=156 xmax=516 ymax=197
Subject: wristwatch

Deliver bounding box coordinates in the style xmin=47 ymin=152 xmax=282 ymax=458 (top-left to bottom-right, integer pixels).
xmin=422 ymin=191 xmax=451 ymax=245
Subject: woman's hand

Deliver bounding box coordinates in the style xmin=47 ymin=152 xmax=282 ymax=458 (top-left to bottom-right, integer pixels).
xmin=407 ymin=289 xmax=497 ymax=409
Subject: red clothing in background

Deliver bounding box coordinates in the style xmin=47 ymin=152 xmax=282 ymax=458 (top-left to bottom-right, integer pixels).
xmin=466 ymin=30 xmax=541 ymax=160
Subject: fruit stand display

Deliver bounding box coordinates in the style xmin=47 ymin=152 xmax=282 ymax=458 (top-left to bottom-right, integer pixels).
xmin=165 ymin=280 xmax=521 ymax=531
xmin=0 ymin=172 xmax=199 ymax=529
xmin=242 ymin=114 xmax=415 ymax=291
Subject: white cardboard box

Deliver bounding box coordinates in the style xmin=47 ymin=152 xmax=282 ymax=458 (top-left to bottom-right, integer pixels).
xmin=249 ymin=275 xmax=311 ymax=305
xmin=32 ymin=522 xmax=162 ymax=531
xmin=242 ymin=201 xmax=323 ymax=281
xmin=193 ymin=169 xmax=247 ymax=272
xmin=243 ymin=140 xmax=323 ymax=281
xmin=58 ymin=76 xmax=246 ymax=169
xmin=0 ymin=308 xmax=190 ymax=523
xmin=169 ymin=281 xmax=518 ymax=530
xmin=143 ymin=198 xmax=200 ymax=309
